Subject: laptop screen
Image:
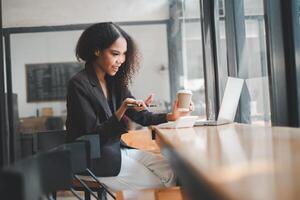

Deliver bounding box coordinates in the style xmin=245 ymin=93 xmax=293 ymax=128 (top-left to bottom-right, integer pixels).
xmin=217 ymin=77 xmax=244 ymax=122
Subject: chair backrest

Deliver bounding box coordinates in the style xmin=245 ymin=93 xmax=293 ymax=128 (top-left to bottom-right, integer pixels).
xmin=77 ymin=134 xmax=101 ymax=159
xmin=33 ymin=130 xmax=66 ymax=153
xmin=44 ymin=116 xmax=64 ymax=130
xmin=11 ymin=154 xmax=43 ymax=200
xmin=52 ymin=141 xmax=90 ymax=174
xmin=1 ymin=150 xmax=72 ymax=200
xmin=0 ymin=171 xmax=23 ymax=200
xmin=76 ymin=135 xmax=116 ymax=200
xmin=37 ymin=150 xmax=72 ymax=194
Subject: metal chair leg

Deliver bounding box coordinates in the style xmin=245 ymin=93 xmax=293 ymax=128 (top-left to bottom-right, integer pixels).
xmin=84 ymin=189 xmax=91 ymax=200
xmin=98 ymin=188 xmax=107 ymax=200
xmin=52 ymin=192 xmax=56 ymax=199
xmin=86 ymin=169 xmax=115 ymax=199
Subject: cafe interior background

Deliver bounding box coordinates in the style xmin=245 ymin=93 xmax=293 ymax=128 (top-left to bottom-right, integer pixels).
xmin=1 ymin=0 xmax=300 ymax=168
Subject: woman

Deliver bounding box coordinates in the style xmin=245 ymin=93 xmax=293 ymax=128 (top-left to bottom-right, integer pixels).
xmin=66 ymin=22 xmax=192 ymax=191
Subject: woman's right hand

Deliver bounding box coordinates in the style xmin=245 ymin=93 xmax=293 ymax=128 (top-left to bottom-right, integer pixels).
xmin=167 ymin=99 xmax=194 ymax=121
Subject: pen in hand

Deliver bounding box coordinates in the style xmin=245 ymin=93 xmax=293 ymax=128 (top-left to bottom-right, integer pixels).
xmin=127 ymin=104 xmax=157 ymax=108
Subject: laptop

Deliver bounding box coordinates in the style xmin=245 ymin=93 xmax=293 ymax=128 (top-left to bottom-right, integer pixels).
xmin=194 ymin=77 xmax=244 ymax=126
xmin=157 ymin=116 xmax=198 ymax=129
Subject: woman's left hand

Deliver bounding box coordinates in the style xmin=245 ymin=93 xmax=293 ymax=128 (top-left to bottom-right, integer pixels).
xmin=144 ymin=94 xmax=154 ymax=106
xmin=132 ymin=94 xmax=154 ymax=112
xmin=167 ymin=100 xmax=194 ymax=121
xmin=132 ymin=99 xmax=148 ymax=112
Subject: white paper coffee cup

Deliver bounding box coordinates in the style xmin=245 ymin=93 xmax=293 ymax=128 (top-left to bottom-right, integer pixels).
xmin=177 ymin=90 xmax=192 ymax=111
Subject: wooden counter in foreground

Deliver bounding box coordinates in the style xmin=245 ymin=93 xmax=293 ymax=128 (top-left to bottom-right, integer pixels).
xmin=153 ymin=123 xmax=300 ymax=200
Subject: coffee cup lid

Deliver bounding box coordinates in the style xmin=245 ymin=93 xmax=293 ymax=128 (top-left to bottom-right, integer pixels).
xmin=177 ymin=89 xmax=192 ymax=94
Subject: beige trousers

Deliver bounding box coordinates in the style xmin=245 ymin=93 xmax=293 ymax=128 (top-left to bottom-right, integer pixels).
xmin=96 ymin=148 xmax=176 ymax=192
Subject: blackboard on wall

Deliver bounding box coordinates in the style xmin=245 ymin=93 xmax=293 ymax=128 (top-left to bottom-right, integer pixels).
xmin=26 ymin=62 xmax=84 ymax=102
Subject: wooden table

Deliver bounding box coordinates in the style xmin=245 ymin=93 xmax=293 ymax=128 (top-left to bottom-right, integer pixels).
xmin=153 ymin=123 xmax=300 ymax=200
xmin=121 ymin=129 xmax=160 ymax=153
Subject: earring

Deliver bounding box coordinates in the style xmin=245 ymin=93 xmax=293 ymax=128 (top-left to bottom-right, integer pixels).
xmin=95 ymin=50 xmax=101 ymax=57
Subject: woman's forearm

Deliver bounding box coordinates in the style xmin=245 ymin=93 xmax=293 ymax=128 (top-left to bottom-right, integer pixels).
xmin=167 ymin=113 xmax=176 ymax=121
xmin=115 ymin=103 xmax=127 ymax=120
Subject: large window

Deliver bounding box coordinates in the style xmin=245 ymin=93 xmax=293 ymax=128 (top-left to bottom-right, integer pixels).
xmin=230 ymin=0 xmax=271 ymax=125
xmin=181 ymin=0 xmax=206 ymax=118
xmin=215 ymin=0 xmax=228 ymax=104
xmin=3 ymin=0 xmax=285 ymax=166
xmin=243 ymin=0 xmax=270 ymax=125
xmin=4 ymin=1 xmax=172 ymax=162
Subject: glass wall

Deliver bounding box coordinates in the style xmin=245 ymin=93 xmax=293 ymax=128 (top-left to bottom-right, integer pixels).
xmin=3 ymin=0 xmax=278 ymax=164
xmin=4 ymin=0 xmax=172 ymax=160
xmin=215 ymin=0 xmax=228 ymax=103
xmin=293 ymin=0 xmax=300 ymax=123
xmin=236 ymin=0 xmax=271 ymax=125
xmin=181 ymin=0 xmax=206 ymax=118
xmin=10 ymin=31 xmax=82 ymax=134
xmin=8 ymin=24 xmax=171 ymax=156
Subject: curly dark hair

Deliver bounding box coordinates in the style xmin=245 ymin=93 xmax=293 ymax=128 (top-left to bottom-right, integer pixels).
xmin=76 ymin=22 xmax=139 ymax=88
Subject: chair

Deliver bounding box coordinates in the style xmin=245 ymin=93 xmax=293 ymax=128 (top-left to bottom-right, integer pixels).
xmin=77 ymin=134 xmax=116 ymax=200
xmin=45 ymin=116 xmax=64 ymax=131
xmin=34 ymin=130 xmax=108 ymax=200
xmin=52 ymin=141 xmax=104 ymax=200
xmin=0 ymin=150 xmax=82 ymax=200
xmin=0 ymin=171 xmax=23 ymax=200
xmin=33 ymin=130 xmax=66 ymax=153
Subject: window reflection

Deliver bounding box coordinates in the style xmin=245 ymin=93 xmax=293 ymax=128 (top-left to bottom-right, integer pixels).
xmin=11 ymin=31 xmax=82 ymax=135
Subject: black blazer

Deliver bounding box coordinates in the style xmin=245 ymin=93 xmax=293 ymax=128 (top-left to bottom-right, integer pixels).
xmin=66 ymin=66 xmax=167 ymax=177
